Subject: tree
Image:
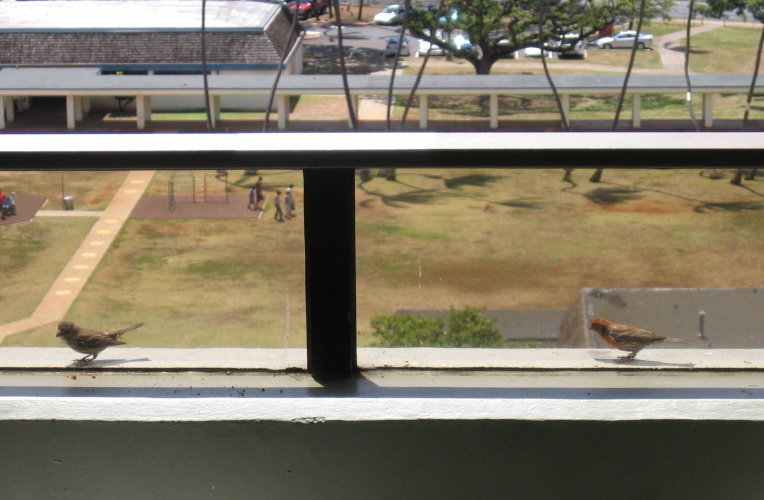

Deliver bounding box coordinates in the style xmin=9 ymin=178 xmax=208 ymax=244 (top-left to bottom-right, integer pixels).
xmin=407 ymin=0 xmax=674 ymax=75
xmin=370 ymin=306 xmax=505 ymax=347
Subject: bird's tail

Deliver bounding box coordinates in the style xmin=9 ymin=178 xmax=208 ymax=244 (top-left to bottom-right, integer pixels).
xmin=664 ymin=337 xmax=690 ymax=344
xmin=109 ymin=323 xmax=145 ymax=338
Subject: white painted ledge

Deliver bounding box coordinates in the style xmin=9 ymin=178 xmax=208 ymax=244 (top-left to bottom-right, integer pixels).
xmin=0 ymin=347 xmax=762 ymax=370
xmin=2 ymin=347 xmax=764 ymax=423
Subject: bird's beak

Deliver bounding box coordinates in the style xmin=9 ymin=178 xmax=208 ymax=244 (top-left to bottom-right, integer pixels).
xmin=56 ymin=330 xmax=63 ymax=337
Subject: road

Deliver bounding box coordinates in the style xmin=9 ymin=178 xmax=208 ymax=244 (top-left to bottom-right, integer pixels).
xmin=304 ymin=22 xmax=403 ymax=52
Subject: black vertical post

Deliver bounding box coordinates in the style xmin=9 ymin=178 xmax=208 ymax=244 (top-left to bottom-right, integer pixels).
xmin=303 ymin=168 xmax=357 ymax=379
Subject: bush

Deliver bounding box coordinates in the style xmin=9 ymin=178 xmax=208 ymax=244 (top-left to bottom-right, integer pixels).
xmin=370 ymin=306 xmax=505 ymax=348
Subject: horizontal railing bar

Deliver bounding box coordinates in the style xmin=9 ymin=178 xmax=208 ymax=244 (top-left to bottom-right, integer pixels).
xmin=0 ymin=132 xmax=762 ymax=169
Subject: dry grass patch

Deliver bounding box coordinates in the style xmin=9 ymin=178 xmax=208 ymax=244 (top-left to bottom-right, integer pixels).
xmin=0 ymin=170 xmax=127 ymax=211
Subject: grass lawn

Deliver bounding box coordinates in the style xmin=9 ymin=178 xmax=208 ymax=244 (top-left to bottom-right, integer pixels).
xmin=688 ymin=26 xmax=764 ymax=75
xmin=150 ymin=110 xmax=273 ymax=123
xmin=0 ymin=218 xmax=96 ymax=324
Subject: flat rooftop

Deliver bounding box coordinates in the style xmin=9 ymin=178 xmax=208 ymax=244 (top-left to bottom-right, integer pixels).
xmin=0 ymin=1 xmax=280 ymax=30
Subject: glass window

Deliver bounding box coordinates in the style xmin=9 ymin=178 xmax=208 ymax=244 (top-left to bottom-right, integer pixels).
xmin=356 ymin=167 xmax=764 ymax=353
xmin=0 ymin=169 xmax=306 ymax=350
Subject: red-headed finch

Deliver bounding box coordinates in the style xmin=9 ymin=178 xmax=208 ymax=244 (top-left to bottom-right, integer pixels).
xmin=590 ymin=318 xmax=688 ymax=362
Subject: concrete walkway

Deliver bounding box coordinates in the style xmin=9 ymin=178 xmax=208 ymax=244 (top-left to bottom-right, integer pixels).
xmin=653 ymin=24 xmax=722 ymax=74
xmin=0 ymin=171 xmax=155 ymax=341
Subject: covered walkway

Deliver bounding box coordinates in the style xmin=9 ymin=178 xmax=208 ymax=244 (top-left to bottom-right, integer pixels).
xmin=1 ymin=69 xmax=763 ymax=132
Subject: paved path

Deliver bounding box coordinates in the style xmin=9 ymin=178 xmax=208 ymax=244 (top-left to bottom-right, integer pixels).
xmin=652 ymin=24 xmax=722 ymax=74
xmin=0 ymin=171 xmax=155 ymax=342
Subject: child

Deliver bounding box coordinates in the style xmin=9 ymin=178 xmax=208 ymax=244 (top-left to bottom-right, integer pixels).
xmin=274 ymin=190 xmax=283 ymax=222
xmin=284 ymin=190 xmax=293 ymax=219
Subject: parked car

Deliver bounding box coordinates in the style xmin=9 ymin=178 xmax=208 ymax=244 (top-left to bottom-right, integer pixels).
xmin=416 ymin=30 xmax=445 ymax=57
xmin=524 ymin=46 xmax=552 ymax=58
xmin=596 ymin=30 xmax=653 ymax=49
xmin=287 ymin=0 xmax=329 ymax=20
xmin=383 ymin=36 xmax=410 ymax=57
xmin=451 ymin=31 xmax=473 ymax=53
xmin=438 ymin=8 xmax=459 ymax=25
xmin=556 ymin=33 xmax=587 ymax=58
xmin=495 ymin=38 xmax=518 ymax=59
xmin=374 ymin=4 xmax=405 ymax=25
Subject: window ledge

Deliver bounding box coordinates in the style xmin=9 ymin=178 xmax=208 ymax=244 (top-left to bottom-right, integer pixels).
xmin=1 ymin=347 xmax=764 ymax=423
xmin=0 ymin=347 xmax=761 ymax=371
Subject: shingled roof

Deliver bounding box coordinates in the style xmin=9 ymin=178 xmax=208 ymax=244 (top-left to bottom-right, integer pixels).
xmin=0 ymin=1 xmax=302 ymax=70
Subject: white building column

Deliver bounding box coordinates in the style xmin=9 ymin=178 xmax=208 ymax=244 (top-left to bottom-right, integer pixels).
xmin=0 ymin=96 xmax=6 ymax=130
xmin=210 ymin=95 xmax=221 ymax=128
xmin=136 ymin=95 xmax=149 ymax=130
xmin=82 ymin=97 xmax=91 ymax=117
xmin=278 ymin=95 xmax=289 ymax=130
xmin=66 ymin=95 xmax=77 ymax=130
xmin=632 ymin=93 xmax=641 ymax=129
xmin=419 ymin=94 xmax=428 ymax=129
xmin=703 ymin=93 xmax=713 ymax=128
xmin=490 ymin=94 xmax=499 ymax=129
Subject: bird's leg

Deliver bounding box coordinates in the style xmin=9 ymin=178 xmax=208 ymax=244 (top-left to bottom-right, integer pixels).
xmin=75 ymin=354 xmax=95 ymax=365
xmin=616 ymin=352 xmax=637 ymax=363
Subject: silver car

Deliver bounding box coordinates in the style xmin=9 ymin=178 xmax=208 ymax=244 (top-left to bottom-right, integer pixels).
xmin=596 ymin=30 xmax=653 ymax=49
xmin=384 ymin=37 xmax=410 ymax=57
xmin=416 ymin=29 xmax=445 ymax=57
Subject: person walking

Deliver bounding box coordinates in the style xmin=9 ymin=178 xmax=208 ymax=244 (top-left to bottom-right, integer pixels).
xmin=286 ymin=184 xmax=296 ymax=216
xmin=254 ymin=176 xmax=264 ymax=211
xmin=274 ymin=190 xmax=283 ymax=222
xmin=284 ymin=189 xmax=293 ymax=219
xmin=247 ymin=185 xmax=256 ymax=210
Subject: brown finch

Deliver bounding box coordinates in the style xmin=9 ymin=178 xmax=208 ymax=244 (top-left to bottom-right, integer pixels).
xmin=590 ymin=318 xmax=689 ymax=362
xmin=56 ymin=321 xmax=144 ymax=365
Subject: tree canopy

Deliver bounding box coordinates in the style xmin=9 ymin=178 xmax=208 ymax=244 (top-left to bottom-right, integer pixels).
xmin=699 ymin=0 xmax=764 ymax=22
xmin=407 ymin=0 xmax=675 ymax=74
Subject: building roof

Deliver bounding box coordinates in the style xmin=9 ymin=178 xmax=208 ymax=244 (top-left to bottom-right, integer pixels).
xmin=562 ymin=288 xmax=764 ymax=349
xmin=0 ymin=1 xmax=281 ymax=30
xmin=0 ymin=1 xmax=301 ymax=70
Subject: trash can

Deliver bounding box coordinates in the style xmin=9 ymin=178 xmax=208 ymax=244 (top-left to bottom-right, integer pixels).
xmin=63 ymin=196 xmax=74 ymax=210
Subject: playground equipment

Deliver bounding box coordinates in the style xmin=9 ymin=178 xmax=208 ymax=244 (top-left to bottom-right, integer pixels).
xmin=168 ymin=173 xmax=194 ymax=212
xmin=203 ymin=171 xmax=229 ymax=203
xmin=168 ymin=171 xmax=228 ymax=211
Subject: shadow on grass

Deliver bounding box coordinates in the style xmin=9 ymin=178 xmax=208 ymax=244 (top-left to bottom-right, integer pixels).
xmin=381 ymin=190 xmax=441 ymax=208
xmin=445 ymin=173 xmax=504 ymax=190
xmin=584 ymin=186 xmax=644 ymax=205
xmin=694 ymin=200 xmax=763 ymax=213
xmin=565 ymin=175 xmax=764 ymax=213
xmin=495 ymin=198 xmax=547 ymax=209
xmin=360 ymin=174 xmax=546 ymax=211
